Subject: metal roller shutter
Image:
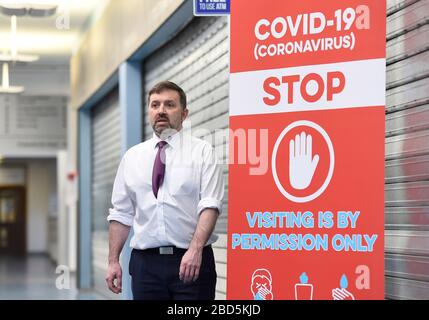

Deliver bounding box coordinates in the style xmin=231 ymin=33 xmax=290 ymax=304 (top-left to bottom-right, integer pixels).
xmin=385 ymin=0 xmax=429 ymax=299
xmin=143 ymin=16 xmax=229 ymax=299
xmin=91 ymin=88 xmax=122 ymax=298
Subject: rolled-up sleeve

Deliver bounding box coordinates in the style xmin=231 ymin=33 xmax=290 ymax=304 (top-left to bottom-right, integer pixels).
xmin=107 ymin=155 xmax=135 ymax=226
xmin=197 ymin=143 xmax=225 ymax=215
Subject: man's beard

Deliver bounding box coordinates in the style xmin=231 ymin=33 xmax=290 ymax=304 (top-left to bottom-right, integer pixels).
xmin=155 ymin=126 xmax=179 ymax=140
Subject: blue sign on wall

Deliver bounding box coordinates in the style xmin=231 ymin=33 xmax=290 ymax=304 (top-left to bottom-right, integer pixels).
xmin=193 ymin=0 xmax=230 ymax=16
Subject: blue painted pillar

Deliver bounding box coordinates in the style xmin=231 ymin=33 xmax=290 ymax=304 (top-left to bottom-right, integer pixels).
xmin=119 ymin=61 xmax=142 ymax=300
xmin=78 ymin=109 xmax=92 ymax=289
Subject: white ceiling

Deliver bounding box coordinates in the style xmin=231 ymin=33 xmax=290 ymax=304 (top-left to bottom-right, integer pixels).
xmin=0 ymin=0 xmax=109 ymax=64
xmin=0 ymin=0 xmax=109 ymax=96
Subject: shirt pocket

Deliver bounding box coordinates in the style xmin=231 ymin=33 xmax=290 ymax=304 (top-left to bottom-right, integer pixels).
xmin=168 ymin=167 xmax=197 ymax=195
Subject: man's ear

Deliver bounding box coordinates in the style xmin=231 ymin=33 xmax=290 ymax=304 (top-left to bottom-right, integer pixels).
xmin=182 ymin=108 xmax=189 ymax=120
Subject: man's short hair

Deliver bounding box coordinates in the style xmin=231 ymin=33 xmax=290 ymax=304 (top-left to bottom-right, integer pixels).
xmin=148 ymin=81 xmax=187 ymax=109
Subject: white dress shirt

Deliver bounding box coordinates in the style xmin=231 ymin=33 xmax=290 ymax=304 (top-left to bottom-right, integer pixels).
xmin=107 ymin=131 xmax=224 ymax=249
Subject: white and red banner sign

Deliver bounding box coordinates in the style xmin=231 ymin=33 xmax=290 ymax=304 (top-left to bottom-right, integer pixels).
xmin=228 ymin=1 xmax=386 ymax=300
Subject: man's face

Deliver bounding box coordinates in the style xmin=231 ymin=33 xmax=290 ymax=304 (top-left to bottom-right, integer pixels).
xmin=149 ymin=89 xmax=188 ymax=137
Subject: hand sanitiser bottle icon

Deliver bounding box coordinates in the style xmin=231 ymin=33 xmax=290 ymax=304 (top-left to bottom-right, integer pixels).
xmin=294 ymin=272 xmax=314 ymax=300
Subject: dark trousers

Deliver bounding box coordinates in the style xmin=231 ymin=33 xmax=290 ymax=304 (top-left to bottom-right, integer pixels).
xmin=129 ymin=245 xmax=217 ymax=300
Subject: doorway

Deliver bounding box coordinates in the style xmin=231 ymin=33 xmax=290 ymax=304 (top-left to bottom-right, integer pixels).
xmin=0 ymin=187 xmax=26 ymax=255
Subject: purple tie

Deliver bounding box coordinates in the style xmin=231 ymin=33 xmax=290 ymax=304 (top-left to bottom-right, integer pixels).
xmin=152 ymin=140 xmax=168 ymax=198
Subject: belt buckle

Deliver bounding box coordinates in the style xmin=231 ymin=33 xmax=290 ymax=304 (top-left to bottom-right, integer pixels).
xmin=159 ymin=247 xmax=173 ymax=255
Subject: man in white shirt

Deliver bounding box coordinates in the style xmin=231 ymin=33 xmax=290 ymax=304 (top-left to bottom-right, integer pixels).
xmin=105 ymin=81 xmax=224 ymax=300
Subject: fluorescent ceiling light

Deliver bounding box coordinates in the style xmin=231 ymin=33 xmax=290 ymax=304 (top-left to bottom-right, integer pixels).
xmin=0 ymin=87 xmax=24 ymax=93
xmin=0 ymin=0 xmax=61 ymax=4
xmin=30 ymin=5 xmax=58 ymax=17
xmin=0 ymin=1 xmax=58 ymax=17
xmin=0 ymin=53 xmax=39 ymax=62
xmin=0 ymin=31 xmax=78 ymax=55
xmin=0 ymin=5 xmax=26 ymax=16
xmin=0 ymin=62 xmax=24 ymax=94
xmin=0 ymin=16 xmax=40 ymax=63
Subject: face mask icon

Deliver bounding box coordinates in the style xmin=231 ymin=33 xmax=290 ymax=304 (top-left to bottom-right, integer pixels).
xmin=251 ymin=268 xmax=274 ymax=300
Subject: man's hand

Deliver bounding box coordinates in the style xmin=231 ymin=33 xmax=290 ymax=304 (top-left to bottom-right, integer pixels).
xmin=180 ymin=208 xmax=218 ymax=283
xmin=179 ymin=247 xmax=203 ymax=283
xmin=106 ymin=221 xmax=130 ymax=294
xmin=106 ymin=261 xmax=122 ymax=294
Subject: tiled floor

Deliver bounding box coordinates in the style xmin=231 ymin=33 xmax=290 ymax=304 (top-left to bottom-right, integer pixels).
xmin=0 ymin=254 xmax=101 ymax=300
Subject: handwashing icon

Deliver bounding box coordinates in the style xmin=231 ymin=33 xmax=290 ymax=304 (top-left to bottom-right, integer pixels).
xmin=332 ymin=274 xmax=355 ymax=300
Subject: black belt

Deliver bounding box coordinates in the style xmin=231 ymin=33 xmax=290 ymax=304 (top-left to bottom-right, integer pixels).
xmin=136 ymin=245 xmax=211 ymax=255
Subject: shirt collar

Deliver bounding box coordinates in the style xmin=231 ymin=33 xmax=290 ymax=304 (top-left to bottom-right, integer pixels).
xmin=152 ymin=130 xmax=182 ymax=149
